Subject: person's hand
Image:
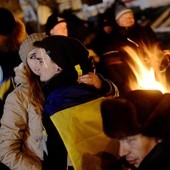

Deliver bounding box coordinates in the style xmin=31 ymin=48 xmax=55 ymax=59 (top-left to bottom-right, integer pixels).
xmin=77 ymin=72 xmax=102 ymax=89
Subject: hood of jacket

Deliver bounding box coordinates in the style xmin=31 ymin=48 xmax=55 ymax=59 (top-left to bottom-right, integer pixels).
xmin=14 ymin=62 xmax=27 ymax=87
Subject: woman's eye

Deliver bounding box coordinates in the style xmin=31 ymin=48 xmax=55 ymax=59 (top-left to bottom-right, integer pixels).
xmin=29 ymin=53 xmax=36 ymax=59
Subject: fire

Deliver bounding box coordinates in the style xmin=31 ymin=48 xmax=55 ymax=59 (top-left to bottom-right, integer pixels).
xmin=122 ymin=43 xmax=170 ymax=93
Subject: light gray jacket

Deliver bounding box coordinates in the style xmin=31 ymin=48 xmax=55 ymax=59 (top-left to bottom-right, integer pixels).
xmin=0 ymin=63 xmax=47 ymax=170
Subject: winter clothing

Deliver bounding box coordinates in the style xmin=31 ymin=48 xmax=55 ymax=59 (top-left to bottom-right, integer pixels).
xmin=42 ymin=80 xmax=102 ymax=170
xmin=19 ymin=33 xmax=47 ymax=64
xmin=101 ymin=90 xmax=170 ymax=139
xmin=90 ymin=22 xmax=158 ymax=57
xmin=42 ymin=74 xmax=118 ymax=170
xmin=41 ymin=62 xmax=118 ymax=170
xmin=44 ymin=84 xmax=102 ymax=116
xmin=0 ymin=63 xmax=47 ymax=170
xmin=89 ymin=17 xmax=159 ymax=96
xmin=115 ymin=4 xmax=133 ymax=20
xmin=101 ymin=89 xmax=170 ymax=169
xmin=34 ymin=35 xmax=119 ymax=170
xmin=137 ymin=138 xmax=170 ymax=170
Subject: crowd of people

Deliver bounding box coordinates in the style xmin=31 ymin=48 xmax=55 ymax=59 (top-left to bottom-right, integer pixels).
xmin=0 ymin=1 xmax=170 ymax=169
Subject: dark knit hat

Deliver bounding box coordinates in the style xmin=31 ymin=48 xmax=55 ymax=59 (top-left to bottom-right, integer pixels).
xmin=45 ymin=12 xmax=66 ymax=35
xmin=19 ymin=33 xmax=48 ymax=64
xmin=115 ymin=4 xmax=133 ymax=20
xmin=0 ymin=7 xmax=16 ymax=35
xmin=100 ymin=90 xmax=169 ymax=139
xmin=34 ymin=35 xmax=92 ymax=74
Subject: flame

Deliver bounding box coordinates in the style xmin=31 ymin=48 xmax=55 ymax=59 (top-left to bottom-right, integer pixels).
xmin=122 ymin=43 xmax=170 ymax=93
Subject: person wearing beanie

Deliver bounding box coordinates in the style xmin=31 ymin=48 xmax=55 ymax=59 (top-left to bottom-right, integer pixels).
xmin=0 ymin=8 xmax=27 ymax=120
xmin=0 ymin=33 xmax=48 ymax=170
xmin=101 ymin=90 xmax=170 ymax=170
xmin=115 ymin=5 xmax=133 ymax=21
xmin=32 ymin=35 xmax=118 ymax=170
xmin=0 ymin=33 xmax=119 ymax=170
xmin=113 ymin=2 xmax=157 ymax=44
xmin=88 ymin=2 xmax=160 ymax=96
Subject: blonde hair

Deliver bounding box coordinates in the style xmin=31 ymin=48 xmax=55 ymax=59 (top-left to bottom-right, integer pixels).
xmin=24 ymin=65 xmax=45 ymax=115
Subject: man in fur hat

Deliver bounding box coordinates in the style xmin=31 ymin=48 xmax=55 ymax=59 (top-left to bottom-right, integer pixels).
xmin=101 ymin=90 xmax=170 ymax=170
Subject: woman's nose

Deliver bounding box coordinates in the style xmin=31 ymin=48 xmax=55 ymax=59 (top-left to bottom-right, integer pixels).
xmin=33 ymin=64 xmax=40 ymax=73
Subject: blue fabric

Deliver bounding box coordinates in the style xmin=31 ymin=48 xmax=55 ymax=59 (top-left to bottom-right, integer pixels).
xmin=43 ymin=85 xmax=101 ymax=116
xmin=0 ymin=65 xmax=3 ymax=85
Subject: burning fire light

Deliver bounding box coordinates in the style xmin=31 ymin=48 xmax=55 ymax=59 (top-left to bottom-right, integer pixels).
xmin=122 ymin=43 xmax=170 ymax=93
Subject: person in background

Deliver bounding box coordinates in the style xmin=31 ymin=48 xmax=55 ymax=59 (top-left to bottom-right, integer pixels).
xmin=45 ymin=11 xmax=100 ymax=64
xmin=101 ymin=90 xmax=170 ymax=170
xmin=89 ymin=3 xmax=159 ymax=96
xmin=0 ymin=7 xmax=27 ymax=119
xmin=45 ymin=12 xmax=68 ymax=36
xmin=0 ymin=33 xmax=48 ymax=170
xmin=90 ymin=2 xmax=159 ymax=57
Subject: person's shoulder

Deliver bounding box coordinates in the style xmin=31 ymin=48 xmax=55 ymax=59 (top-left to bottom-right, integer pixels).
xmin=7 ymin=84 xmax=28 ymax=101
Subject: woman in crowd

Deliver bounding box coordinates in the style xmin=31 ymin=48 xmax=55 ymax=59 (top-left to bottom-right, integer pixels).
xmin=0 ymin=33 xmax=118 ymax=170
xmin=0 ymin=33 xmax=48 ymax=170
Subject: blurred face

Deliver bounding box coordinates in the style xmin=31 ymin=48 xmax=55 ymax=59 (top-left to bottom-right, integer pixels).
xmin=116 ymin=12 xmax=135 ymax=27
xmin=119 ymin=134 xmax=158 ymax=168
xmin=50 ymin=22 xmax=68 ymax=36
xmin=103 ymin=25 xmax=113 ymax=34
xmin=0 ymin=35 xmax=7 ymax=45
xmin=27 ymin=48 xmax=62 ymax=82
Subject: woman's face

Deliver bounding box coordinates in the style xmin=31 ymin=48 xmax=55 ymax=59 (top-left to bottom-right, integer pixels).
xmin=27 ymin=48 xmax=62 ymax=82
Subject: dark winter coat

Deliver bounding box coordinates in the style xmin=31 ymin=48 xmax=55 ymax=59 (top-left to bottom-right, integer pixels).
xmin=137 ymin=138 xmax=170 ymax=170
xmin=42 ymin=77 xmax=102 ymax=170
xmin=90 ymin=23 xmax=158 ymax=56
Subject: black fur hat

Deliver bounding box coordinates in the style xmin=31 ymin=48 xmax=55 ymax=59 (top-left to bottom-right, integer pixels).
xmin=101 ymin=90 xmax=170 ymax=139
xmin=101 ymin=97 xmax=141 ymax=139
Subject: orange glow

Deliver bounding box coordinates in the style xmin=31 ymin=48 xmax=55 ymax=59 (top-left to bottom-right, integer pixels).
xmin=122 ymin=43 xmax=170 ymax=93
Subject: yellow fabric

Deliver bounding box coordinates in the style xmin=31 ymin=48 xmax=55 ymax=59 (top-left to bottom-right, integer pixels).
xmin=0 ymin=78 xmax=14 ymax=100
xmin=75 ymin=64 xmax=82 ymax=76
xmin=50 ymin=97 xmax=119 ymax=170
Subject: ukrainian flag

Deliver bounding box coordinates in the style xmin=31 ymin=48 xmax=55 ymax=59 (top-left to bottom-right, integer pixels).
xmin=50 ymin=97 xmax=119 ymax=170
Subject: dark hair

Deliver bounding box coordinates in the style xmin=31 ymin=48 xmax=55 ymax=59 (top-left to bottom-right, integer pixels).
xmin=0 ymin=7 xmax=16 ymax=35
